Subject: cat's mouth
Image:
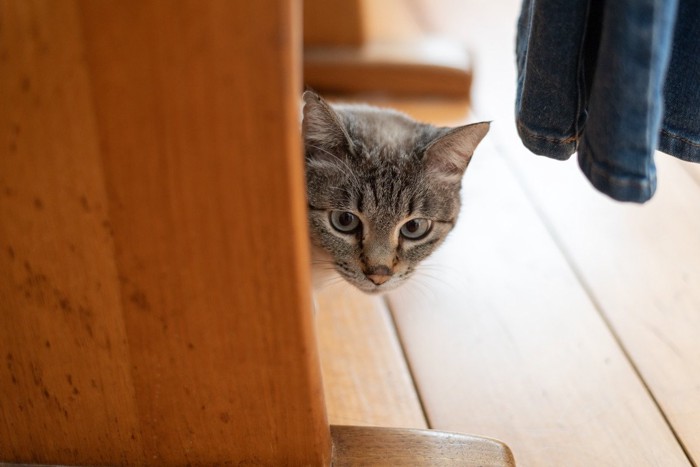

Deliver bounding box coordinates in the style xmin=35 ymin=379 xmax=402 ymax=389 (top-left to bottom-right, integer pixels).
xmin=333 ymin=260 xmax=407 ymax=294
xmin=357 ymin=273 xmax=404 ymax=294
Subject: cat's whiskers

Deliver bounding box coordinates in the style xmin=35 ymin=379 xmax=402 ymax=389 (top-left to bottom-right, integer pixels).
xmin=394 ymin=274 xmax=438 ymax=304
xmin=314 ymin=275 xmax=347 ymax=291
xmin=412 ymin=267 xmax=461 ymax=297
xmin=418 ymin=261 xmax=461 ymax=274
xmin=315 ymin=278 xmax=337 ymax=288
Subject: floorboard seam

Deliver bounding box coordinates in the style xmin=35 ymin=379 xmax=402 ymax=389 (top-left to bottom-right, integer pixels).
xmin=487 ymin=131 xmax=697 ymax=467
xmin=382 ymin=296 xmax=433 ymax=430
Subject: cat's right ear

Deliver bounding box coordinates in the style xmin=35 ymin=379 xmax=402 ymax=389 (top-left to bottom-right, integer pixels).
xmin=423 ymin=122 xmax=490 ymax=183
xmin=302 ymin=91 xmax=354 ymax=156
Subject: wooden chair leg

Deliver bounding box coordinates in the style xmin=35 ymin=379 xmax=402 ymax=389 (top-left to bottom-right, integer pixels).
xmin=331 ymin=425 xmax=516 ymax=466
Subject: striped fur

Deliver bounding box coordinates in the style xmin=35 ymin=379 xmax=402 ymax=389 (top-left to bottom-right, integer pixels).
xmin=303 ymin=91 xmax=489 ymax=293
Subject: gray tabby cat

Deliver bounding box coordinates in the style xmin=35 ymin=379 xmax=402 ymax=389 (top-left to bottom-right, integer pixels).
xmin=303 ymin=91 xmax=489 ymax=294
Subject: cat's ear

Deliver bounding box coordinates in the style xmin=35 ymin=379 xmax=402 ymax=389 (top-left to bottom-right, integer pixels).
xmin=423 ymin=122 xmax=490 ymax=182
xmin=302 ymin=91 xmax=354 ymax=155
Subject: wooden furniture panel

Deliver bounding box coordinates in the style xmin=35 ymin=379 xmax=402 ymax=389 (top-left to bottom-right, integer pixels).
xmin=0 ymin=2 xmax=144 ymax=463
xmin=389 ymin=138 xmax=690 ymax=466
xmin=1 ymin=1 xmax=330 ymax=465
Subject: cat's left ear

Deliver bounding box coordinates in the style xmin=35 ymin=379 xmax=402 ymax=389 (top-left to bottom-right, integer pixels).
xmin=302 ymin=90 xmax=354 ymax=154
xmin=424 ymin=122 xmax=490 ymax=182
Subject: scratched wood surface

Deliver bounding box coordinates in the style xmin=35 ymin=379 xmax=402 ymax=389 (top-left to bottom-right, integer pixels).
xmin=1 ymin=1 xmax=330 ymax=465
xmin=0 ymin=2 xmax=144 ymax=462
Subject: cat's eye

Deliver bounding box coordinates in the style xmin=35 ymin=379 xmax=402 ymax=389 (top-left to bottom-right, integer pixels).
xmin=400 ymin=218 xmax=432 ymax=240
xmin=330 ymin=211 xmax=361 ymax=233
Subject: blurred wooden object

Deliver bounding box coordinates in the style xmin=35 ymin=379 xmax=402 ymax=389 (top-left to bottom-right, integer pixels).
xmin=0 ymin=1 xmax=329 ymax=465
xmin=304 ymin=0 xmax=365 ymax=46
xmin=303 ymin=0 xmax=472 ymax=98
xmin=331 ymin=425 xmax=515 ymax=467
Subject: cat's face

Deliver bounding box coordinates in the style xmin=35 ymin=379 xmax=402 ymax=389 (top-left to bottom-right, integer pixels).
xmin=303 ymin=91 xmax=489 ymax=294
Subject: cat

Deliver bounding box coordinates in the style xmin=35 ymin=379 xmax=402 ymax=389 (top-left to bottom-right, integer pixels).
xmin=302 ymin=91 xmax=489 ymax=294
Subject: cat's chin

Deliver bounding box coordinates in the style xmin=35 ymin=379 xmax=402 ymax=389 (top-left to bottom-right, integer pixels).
xmin=352 ymin=278 xmax=404 ymax=295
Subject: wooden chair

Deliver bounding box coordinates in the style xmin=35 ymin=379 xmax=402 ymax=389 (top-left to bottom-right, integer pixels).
xmin=0 ymin=2 xmax=513 ymax=464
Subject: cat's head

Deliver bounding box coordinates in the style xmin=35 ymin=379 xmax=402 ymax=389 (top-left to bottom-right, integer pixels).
xmin=303 ymin=91 xmax=489 ymax=293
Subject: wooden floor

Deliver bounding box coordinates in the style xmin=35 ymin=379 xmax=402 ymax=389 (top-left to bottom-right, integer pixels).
xmin=315 ymin=1 xmax=700 ymax=466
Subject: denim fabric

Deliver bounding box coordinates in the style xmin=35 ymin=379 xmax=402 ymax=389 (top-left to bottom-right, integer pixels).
xmin=516 ymin=0 xmax=700 ymax=203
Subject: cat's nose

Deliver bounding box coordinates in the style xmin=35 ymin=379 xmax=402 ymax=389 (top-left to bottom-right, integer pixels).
xmin=366 ymin=265 xmax=392 ymax=285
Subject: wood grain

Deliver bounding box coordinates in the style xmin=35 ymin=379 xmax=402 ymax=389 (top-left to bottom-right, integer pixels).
xmin=0 ymin=1 xmax=144 ymax=463
xmin=80 ymin=1 xmax=329 ymax=464
xmin=391 ymin=3 xmax=697 ymax=463
xmin=1 ymin=1 xmax=330 ymax=465
xmin=316 ymin=285 xmax=426 ymax=428
xmin=431 ymin=0 xmax=700 ymax=462
xmin=501 ymin=150 xmax=700 ymax=465
xmin=389 ymin=139 xmax=690 ymax=466
xmin=331 ymin=425 xmax=515 ymax=467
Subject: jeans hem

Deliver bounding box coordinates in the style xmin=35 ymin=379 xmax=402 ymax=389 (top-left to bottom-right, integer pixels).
xmin=515 ymin=121 xmax=578 ymax=161
xmin=578 ymin=149 xmax=656 ymax=203
xmin=658 ymin=130 xmax=700 ymax=163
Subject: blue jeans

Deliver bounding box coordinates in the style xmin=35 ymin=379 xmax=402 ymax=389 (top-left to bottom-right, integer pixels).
xmin=516 ymin=0 xmax=700 ymax=203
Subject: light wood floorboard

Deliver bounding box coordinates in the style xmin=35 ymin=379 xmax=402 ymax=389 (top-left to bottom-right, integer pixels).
xmin=402 ymin=0 xmax=699 ymax=464
xmin=315 ymin=285 xmax=427 ymax=428
xmin=388 ymin=136 xmax=689 ymax=466
xmin=501 ymin=144 xmax=700 ymax=465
